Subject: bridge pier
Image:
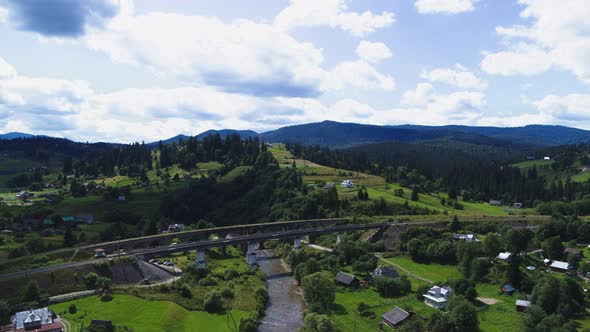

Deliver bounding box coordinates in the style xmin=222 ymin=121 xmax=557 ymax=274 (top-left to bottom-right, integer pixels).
xmin=258 ymin=241 xmax=265 ymax=250
xmin=246 ymin=242 xmax=257 ymax=266
xmin=336 ymin=233 xmax=342 ymax=245
xmin=195 ymin=249 xmax=206 ymax=269
xmin=293 ymin=238 xmax=302 ymax=249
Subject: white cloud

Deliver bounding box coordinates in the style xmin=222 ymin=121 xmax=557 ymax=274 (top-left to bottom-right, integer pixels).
xmin=397 ymin=82 xmax=485 ymax=123
xmin=481 ymin=43 xmax=553 ymax=77
xmin=0 ymin=56 xmax=17 ymax=79
xmin=355 ymin=41 xmax=392 ymax=64
xmin=481 ymin=0 xmax=590 ymax=84
xmin=322 ymin=60 xmax=395 ymax=92
xmin=83 ymin=9 xmax=396 ymax=97
xmin=533 ymin=93 xmax=590 ymax=122
xmin=401 ymin=83 xmax=435 ymax=106
xmin=85 ymin=12 xmax=327 ymax=97
xmin=0 ymin=6 xmax=8 ymax=23
xmin=421 ymin=64 xmax=487 ymax=90
xmin=414 ymin=0 xmax=478 ymax=14
xmin=274 ymin=0 xmax=394 ymax=37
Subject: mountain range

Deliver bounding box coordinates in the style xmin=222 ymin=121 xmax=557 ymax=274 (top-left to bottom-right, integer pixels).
xmin=3 ymin=121 xmax=590 ymax=148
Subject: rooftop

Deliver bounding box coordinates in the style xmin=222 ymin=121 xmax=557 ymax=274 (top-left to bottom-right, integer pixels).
xmin=381 ymin=306 xmax=410 ymax=326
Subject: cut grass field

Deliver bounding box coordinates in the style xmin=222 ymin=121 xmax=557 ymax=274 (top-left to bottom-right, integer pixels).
xmin=51 ymin=294 xmax=249 ymax=332
xmin=378 ymin=255 xmax=462 ymax=283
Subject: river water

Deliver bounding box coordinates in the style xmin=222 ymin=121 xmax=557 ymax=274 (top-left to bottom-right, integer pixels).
xmin=257 ymin=250 xmax=304 ymax=332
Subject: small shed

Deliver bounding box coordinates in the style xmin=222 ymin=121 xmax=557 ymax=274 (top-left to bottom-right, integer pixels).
xmin=516 ymin=300 xmax=531 ymax=312
xmin=381 ymin=306 xmax=410 ymax=328
xmin=334 ymin=271 xmax=360 ymax=288
xmin=90 ymin=319 xmax=114 ymax=331
xmin=501 ymin=284 xmax=515 ymax=294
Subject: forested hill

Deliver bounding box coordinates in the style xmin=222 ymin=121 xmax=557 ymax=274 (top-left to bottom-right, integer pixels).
xmin=4 ymin=121 xmax=590 ymax=148
xmin=259 ymin=121 xmax=533 ymax=149
xmin=390 ymin=124 xmax=590 ymax=146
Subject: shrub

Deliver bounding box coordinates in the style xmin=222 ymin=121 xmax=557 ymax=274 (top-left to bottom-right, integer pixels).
xmin=203 ymin=290 xmax=224 ymax=313
xmin=68 ymin=304 xmax=77 ymax=314
xmin=180 ymin=284 xmax=192 ymax=299
xmin=221 ymin=288 xmax=235 ymax=299
xmin=239 ymin=314 xmax=259 ymax=332
xmin=198 ymin=276 xmax=218 ymax=286
xmin=83 ymin=272 xmax=98 ymax=289
xmin=357 ymin=302 xmax=370 ymax=313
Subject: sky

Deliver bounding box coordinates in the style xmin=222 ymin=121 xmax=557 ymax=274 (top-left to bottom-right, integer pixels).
xmin=0 ymin=0 xmax=588 ymax=143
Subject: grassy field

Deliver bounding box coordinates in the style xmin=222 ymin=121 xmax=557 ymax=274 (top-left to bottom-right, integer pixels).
xmin=268 ymin=145 xmax=534 ymax=219
xmin=379 ymin=255 xmax=462 ymax=284
xmin=51 ymin=294 xmax=249 ymax=332
xmin=329 ymin=287 xmax=436 ymax=332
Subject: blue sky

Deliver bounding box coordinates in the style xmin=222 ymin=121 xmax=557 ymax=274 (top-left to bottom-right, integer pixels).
xmin=0 ymin=0 xmax=588 ymax=142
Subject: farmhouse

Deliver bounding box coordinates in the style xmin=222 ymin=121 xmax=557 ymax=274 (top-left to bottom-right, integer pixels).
xmin=549 ymin=260 xmax=572 ymax=273
xmin=513 ymin=202 xmax=524 ymax=209
xmin=168 ymin=224 xmax=185 ymax=232
xmin=578 ymin=165 xmax=590 ymax=172
xmin=489 ymin=199 xmax=503 ymax=206
xmin=381 ymin=306 xmax=410 ymax=328
xmin=516 ymin=300 xmax=531 ymax=312
xmin=452 ymin=233 xmax=479 ymax=242
xmin=341 ymin=179 xmax=354 ymax=188
xmin=372 ymin=265 xmax=399 ymax=279
xmin=423 ymin=285 xmax=453 ymax=310
xmin=496 ymin=252 xmax=512 ymax=262
xmin=334 ymin=271 xmax=360 ymax=288
xmin=75 ymin=213 xmax=94 ymax=224
xmin=11 ymin=308 xmax=64 ymax=332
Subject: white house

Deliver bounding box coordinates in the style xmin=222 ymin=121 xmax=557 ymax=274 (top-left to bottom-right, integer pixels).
xmin=12 ymin=308 xmax=64 ymax=331
xmin=549 ymin=260 xmax=572 ymax=273
xmin=452 ymin=234 xmax=480 ymax=242
xmin=423 ymin=285 xmax=453 ymax=310
xmin=341 ymin=180 xmax=354 ymax=188
xmin=544 ymin=156 xmax=551 ymax=160
xmin=497 ymin=252 xmax=512 ymax=261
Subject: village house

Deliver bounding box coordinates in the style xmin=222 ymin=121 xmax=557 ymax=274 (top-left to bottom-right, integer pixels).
xmin=61 ymin=216 xmax=76 ymax=224
xmin=423 ymin=285 xmax=453 ymax=310
xmin=516 ymin=300 xmax=531 ymax=312
xmin=75 ymin=213 xmax=94 ymax=224
xmin=513 ymin=202 xmax=524 ymax=209
xmin=578 ymin=165 xmax=590 ymax=172
xmin=372 ymin=265 xmax=399 ymax=279
xmin=549 ymin=260 xmax=572 ymax=273
xmin=452 ymin=233 xmax=479 ymax=242
xmin=334 ymin=271 xmax=360 ymax=288
xmin=496 ymin=252 xmax=512 ymax=262
xmin=341 ymin=179 xmax=354 ymax=188
xmin=323 ymin=183 xmax=335 ymax=189
xmin=11 ymin=308 xmax=64 ymax=332
xmin=489 ymin=199 xmax=503 ymax=206
xmin=168 ymin=224 xmax=185 ymax=232
xmin=381 ymin=306 xmax=410 ymax=328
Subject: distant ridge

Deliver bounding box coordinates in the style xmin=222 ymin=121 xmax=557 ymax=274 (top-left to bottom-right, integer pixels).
xmin=0 ymin=132 xmax=36 ymax=140
xmin=4 ymin=121 xmax=590 ymax=148
xmin=196 ymin=129 xmax=259 ymax=140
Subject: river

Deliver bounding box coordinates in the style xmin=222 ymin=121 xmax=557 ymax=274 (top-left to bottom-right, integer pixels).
xmin=257 ymin=250 xmax=304 ymax=332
